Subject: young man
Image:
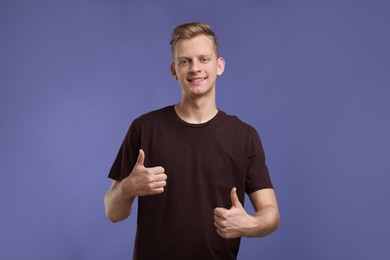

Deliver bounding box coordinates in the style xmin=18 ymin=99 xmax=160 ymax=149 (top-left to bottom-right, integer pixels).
xmin=104 ymin=22 xmax=279 ymax=259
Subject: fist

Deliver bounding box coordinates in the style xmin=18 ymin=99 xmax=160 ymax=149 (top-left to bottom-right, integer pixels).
xmin=214 ymin=187 xmax=252 ymax=239
xmin=119 ymin=149 xmax=167 ymax=198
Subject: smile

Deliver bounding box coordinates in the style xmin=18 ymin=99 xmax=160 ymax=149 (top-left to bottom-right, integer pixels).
xmin=187 ymin=77 xmax=207 ymax=83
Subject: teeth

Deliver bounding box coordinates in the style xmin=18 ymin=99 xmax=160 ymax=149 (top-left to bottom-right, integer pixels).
xmin=189 ymin=78 xmax=205 ymax=82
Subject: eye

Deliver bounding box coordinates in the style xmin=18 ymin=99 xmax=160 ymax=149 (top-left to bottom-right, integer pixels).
xmin=201 ymin=57 xmax=211 ymax=63
xmin=178 ymin=59 xmax=188 ymax=65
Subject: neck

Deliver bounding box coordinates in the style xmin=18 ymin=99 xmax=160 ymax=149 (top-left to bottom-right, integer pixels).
xmin=174 ymin=96 xmax=218 ymax=124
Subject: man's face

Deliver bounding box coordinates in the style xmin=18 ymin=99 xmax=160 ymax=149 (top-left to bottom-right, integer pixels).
xmin=170 ymin=35 xmax=225 ymax=99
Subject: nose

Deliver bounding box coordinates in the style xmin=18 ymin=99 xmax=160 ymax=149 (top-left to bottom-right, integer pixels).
xmin=189 ymin=60 xmax=201 ymax=73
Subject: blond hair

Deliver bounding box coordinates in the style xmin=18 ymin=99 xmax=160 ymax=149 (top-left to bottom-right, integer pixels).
xmin=170 ymin=22 xmax=219 ymax=57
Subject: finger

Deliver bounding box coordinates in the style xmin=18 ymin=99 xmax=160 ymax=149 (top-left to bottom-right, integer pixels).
xmin=213 ymin=215 xmax=224 ymax=225
xmin=214 ymin=220 xmax=223 ymax=229
xmin=214 ymin=207 xmax=228 ymax=218
xmin=147 ymin=166 xmax=166 ymax=175
xmin=141 ymin=187 xmax=165 ymax=196
xmin=149 ymin=180 xmax=167 ymax=189
xmin=135 ymin=149 xmax=145 ymax=167
xmin=216 ymin=228 xmax=228 ymax=239
xmin=150 ymin=187 xmax=165 ymax=194
xmin=230 ymin=187 xmax=241 ymax=208
xmin=153 ymin=173 xmax=167 ymax=182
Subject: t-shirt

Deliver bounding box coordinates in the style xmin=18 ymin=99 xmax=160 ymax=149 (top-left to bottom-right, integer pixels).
xmin=109 ymin=106 xmax=273 ymax=260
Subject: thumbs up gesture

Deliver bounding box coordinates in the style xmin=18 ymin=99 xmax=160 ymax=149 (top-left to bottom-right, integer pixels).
xmin=119 ymin=149 xmax=167 ymax=198
xmin=214 ymin=187 xmax=255 ymax=239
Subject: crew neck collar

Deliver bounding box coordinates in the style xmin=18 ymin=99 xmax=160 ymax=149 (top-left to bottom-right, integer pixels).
xmin=170 ymin=105 xmax=222 ymax=128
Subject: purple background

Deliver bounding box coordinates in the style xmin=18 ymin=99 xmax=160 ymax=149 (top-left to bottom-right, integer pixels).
xmin=1 ymin=0 xmax=389 ymax=259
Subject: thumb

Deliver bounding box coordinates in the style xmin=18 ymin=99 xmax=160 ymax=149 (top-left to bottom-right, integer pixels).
xmin=135 ymin=149 xmax=145 ymax=167
xmin=230 ymin=187 xmax=242 ymax=208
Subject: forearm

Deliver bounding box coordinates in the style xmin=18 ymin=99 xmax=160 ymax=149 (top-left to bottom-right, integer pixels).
xmin=245 ymin=205 xmax=280 ymax=237
xmin=104 ymin=183 xmax=135 ymax=223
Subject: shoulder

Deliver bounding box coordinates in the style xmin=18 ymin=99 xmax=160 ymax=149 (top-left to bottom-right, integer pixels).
xmin=123 ymin=106 xmax=174 ymax=138
xmin=219 ymin=110 xmax=259 ymax=135
xmin=132 ymin=106 xmax=173 ymax=125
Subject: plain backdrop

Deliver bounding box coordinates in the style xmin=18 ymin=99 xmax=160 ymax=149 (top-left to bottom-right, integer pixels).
xmin=1 ymin=0 xmax=389 ymax=259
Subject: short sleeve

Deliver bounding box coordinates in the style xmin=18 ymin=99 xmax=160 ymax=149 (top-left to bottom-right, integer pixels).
xmin=245 ymin=128 xmax=273 ymax=194
xmin=108 ymin=121 xmax=140 ymax=182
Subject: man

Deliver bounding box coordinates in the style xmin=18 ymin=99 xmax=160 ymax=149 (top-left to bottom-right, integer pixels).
xmin=104 ymin=22 xmax=279 ymax=259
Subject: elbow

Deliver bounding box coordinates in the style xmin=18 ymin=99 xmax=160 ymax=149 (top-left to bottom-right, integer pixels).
xmin=272 ymin=211 xmax=280 ymax=232
xmin=104 ymin=196 xmax=118 ymax=223
xmin=104 ymin=199 xmax=132 ymax=223
xmin=104 ymin=195 xmax=131 ymax=223
xmin=105 ymin=210 xmax=119 ymax=223
xmin=105 ymin=208 xmax=131 ymax=223
xmin=104 ymin=188 xmax=134 ymax=223
xmin=269 ymin=207 xmax=280 ymax=233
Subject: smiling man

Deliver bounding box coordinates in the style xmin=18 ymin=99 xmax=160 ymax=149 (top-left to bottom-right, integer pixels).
xmin=104 ymin=22 xmax=280 ymax=260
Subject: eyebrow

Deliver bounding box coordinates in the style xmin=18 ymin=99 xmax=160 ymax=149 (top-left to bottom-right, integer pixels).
xmin=176 ymin=54 xmax=213 ymax=60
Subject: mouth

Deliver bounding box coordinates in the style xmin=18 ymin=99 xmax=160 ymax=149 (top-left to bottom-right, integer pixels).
xmin=187 ymin=77 xmax=207 ymax=83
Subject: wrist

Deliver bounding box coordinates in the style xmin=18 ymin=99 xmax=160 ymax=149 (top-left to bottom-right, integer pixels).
xmin=118 ymin=181 xmax=135 ymax=201
xmin=243 ymin=215 xmax=260 ymax=237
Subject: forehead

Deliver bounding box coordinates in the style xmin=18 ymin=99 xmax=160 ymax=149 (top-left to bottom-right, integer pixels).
xmin=173 ymin=35 xmax=216 ymax=59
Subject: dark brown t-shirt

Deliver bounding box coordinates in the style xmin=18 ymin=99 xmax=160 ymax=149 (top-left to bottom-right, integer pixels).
xmin=109 ymin=106 xmax=273 ymax=260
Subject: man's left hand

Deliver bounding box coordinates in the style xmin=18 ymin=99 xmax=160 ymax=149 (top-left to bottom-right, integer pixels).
xmin=214 ymin=187 xmax=257 ymax=239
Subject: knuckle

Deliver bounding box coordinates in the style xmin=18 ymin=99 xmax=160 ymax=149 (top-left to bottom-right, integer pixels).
xmin=146 ymin=175 xmax=154 ymax=182
xmin=146 ymin=182 xmax=155 ymax=189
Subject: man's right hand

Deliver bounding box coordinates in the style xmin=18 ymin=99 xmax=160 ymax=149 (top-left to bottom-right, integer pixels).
xmin=119 ymin=149 xmax=167 ymax=198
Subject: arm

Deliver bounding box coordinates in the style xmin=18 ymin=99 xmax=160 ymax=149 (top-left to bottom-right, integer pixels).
xmin=214 ymin=188 xmax=280 ymax=238
xmin=104 ymin=149 xmax=167 ymax=223
xmin=104 ymin=180 xmax=135 ymax=223
xmin=247 ymin=188 xmax=280 ymax=237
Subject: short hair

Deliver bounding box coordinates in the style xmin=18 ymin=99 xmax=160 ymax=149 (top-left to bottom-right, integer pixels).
xmin=170 ymin=22 xmax=219 ymax=57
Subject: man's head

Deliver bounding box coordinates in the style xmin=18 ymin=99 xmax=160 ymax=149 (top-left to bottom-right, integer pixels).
xmin=169 ymin=22 xmax=225 ymax=99
xmin=170 ymin=22 xmax=219 ymax=58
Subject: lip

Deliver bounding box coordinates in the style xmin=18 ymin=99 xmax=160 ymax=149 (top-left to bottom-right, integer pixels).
xmin=187 ymin=77 xmax=207 ymax=83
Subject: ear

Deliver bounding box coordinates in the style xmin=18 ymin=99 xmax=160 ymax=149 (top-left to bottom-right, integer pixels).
xmin=217 ymin=57 xmax=225 ymax=76
xmin=170 ymin=63 xmax=178 ymax=80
